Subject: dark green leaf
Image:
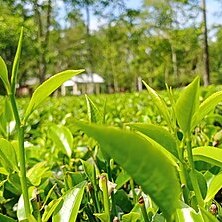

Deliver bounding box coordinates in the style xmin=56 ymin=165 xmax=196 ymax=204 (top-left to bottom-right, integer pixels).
xmin=0 ymin=213 xmax=17 ymax=222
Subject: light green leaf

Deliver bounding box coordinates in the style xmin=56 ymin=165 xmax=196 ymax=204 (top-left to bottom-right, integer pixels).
xmin=205 ymin=171 xmax=222 ymax=202
xmin=24 ymin=69 xmax=84 ymax=122
xmin=27 ymin=162 xmax=50 ymax=186
xmin=94 ymin=213 xmax=109 ymax=222
xmin=76 ymin=122 xmax=180 ymax=217
xmin=192 ymin=90 xmax=222 ymax=129
xmin=0 ymin=213 xmax=17 ymax=222
xmin=175 ymin=204 xmax=204 ymax=222
xmin=199 ymin=206 xmax=218 ymax=222
xmin=49 ymin=125 xmax=73 ymax=157
xmin=193 ymin=146 xmax=222 ymax=168
xmin=85 ymin=95 xmax=103 ymax=123
xmin=122 ymin=212 xmax=140 ymax=222
xmin=115 ymin=170 xmax=130 ymax=190
xmin=11 ymin=27 xmax=23 ymax=94
xmin=142 ymin=81 xmax=171 ymax=126
xmin=175 ymin=76 xmax=200 ymax=134
xmin=0 ymin=56 xmax=10 ymax=93
xmin=0 ymin=138 xmax=18 ymax=172
xmin=81 ymin=160 xmax=96 ymax=187
xmin=42 ymin=198 xmax=63 ymax=222
xmin=52 ymin=181 xmax=87 ymax=222
xmin=128 ymin=123 xmax=179 ymax=159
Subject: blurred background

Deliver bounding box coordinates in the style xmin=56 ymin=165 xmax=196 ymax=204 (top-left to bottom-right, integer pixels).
xmin=1 ymin=0 xmax=222 ymax=94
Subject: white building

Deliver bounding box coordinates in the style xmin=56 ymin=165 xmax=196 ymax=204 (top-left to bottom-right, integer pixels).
xmin=61 ymin=73 xmax=104 ymax=95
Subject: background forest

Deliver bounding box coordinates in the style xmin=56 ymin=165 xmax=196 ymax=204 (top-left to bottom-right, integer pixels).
xmin=1 ymin=0 xmax=222 ymax=93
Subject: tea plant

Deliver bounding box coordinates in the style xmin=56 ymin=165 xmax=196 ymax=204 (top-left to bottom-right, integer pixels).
xmin=0 ymin=29 xmax=85 ymax=221
xmin=77 ymin=78 xmax=222 ymax=221
xmin=1 ymin=29 xmax=222 ymax=222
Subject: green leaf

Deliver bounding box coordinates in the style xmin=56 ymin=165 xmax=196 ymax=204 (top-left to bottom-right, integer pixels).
xmin=52 ymin=181 xmax=87 ymax=222
xmin=42 ymin=198 xmax=63 ymax=222
xmin=175 ymin=76 xmax=200 ymax=134
xmin=94 ymin=213 xmax=109 ymax=222
xmin=0 ymin=138 xmax=18 ymax=172
xmin=76 ymin=122 xmax=180 ymax=217
xmin=175 ymin=204 xmax=204 ymax=222
xmin=85 ymin=95 xmax=103 ymax=123
xmin=81 ymin=160 xmax=96 ymax=187
xmin=205 ymin=171 xmax=222 ymax=202
xmin=142 ymin=81 xmax=171 ymax=126
xmin=11 ymin=27 xmax=23 ymax=94
xmin=192 ymin=90 xmax=222 ymax=129
xmin=122 ymin=212 xmax=140 ymax=222
xmin=0 ymin=213 xmax=17 ymax=222
xmin=193 ymin=147 xmax=222 ymax=168
xmin=128 ymin=123 xmax=179 ymax=159
xmin=0 ymin=56 xmax=10 ymax=93
xmin=27 ymin=161 xmax=50 ymax=186
xmin=49 ymin=125 xmax=73 ymax=157
xmin=24 ymin=69 xmax=84 ymax=122
xmin=199 ymin=206 xmax=218 ymax=222
xmin=115 ymin=170 xmax=130 ymax=190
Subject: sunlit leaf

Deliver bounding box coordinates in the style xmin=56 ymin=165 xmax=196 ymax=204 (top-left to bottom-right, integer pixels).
xmin=27 ymin=162 xmax=50 ymax=186
xmin=193 ymin=146 xmax=222 ymax=168
xmin=143 ymin=81 xmax=171 ymax=126
xmin=128 ymin=123 xmax=178 ymax=159
xmin=175 ymin=76 xmax=199 ymax=133
xmin=205 ymin=171 xmax=222 ymax=202
xmin=0 ymin=56 xmax=10 ymax=93
xmin=24 ymin=69 xmax=84 ymax=122
xmin=76 ymin=122 xmax=180 ymax=217
xmin=49 ymin=125 xmax=73 ymax=157
xmin=192 ymin=90 xmax=222 ymax=129
xmin=52 ymin=181 xmax=87 ymax=222
xmin=0 ymin=138 xmax=18 ymax=172
xmin=42 ymin=198 xmax=63 ymax=222
xmin=85 ymin=95 xmax=103 ymax=123
xmin=11 ymin=27 xmax=23 ymax=94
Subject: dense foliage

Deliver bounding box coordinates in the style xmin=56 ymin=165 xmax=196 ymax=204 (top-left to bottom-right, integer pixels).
xmin=2 ymin=40 xmax=222 ymax=220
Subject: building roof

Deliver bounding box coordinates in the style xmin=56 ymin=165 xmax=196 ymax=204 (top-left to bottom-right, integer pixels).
xmin=63 ymin=73 xmax=104 ymax=86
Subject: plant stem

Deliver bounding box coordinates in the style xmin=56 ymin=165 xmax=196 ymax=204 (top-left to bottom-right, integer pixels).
xmin=139 ymin=196 xmax=149 ymax=222
xmin=9 ymin=94 xmax=31 ymax=217
xmin=186 ymin=134 xmax=204 ymax=207
xmin=100 ymin=173 xmax=110 ymax=222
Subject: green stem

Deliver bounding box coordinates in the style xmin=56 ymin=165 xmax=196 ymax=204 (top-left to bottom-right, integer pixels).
xmin=139 ymin=196 xmax=150 ymax=222
xmin=186 ymin=134 xmax=204 ymax=207
xmin=9 ymin=94 xmax=31 ymax=218
xmin=100 ymin=173 xmax=110 ymax=222
xmin=130 ymin=179 xmax=137 ymax=205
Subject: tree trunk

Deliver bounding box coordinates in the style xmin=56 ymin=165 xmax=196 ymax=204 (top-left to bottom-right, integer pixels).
xmin=201 ymin=0 xmax=210 ymax=86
